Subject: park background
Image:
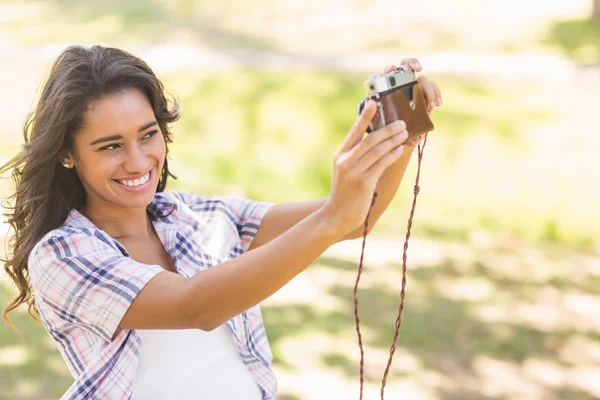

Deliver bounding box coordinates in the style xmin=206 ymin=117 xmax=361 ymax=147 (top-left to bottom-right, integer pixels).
xmin=0 ymin=0 xmax=599 ymax=399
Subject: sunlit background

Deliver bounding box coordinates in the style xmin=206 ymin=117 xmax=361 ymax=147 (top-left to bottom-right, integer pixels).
xmin=0 ymin=0 xmax=599 ymax=399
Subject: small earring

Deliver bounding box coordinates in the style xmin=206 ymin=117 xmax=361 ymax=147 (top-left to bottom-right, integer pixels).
xmin=62 ymin=163 xmax=70 ymax=168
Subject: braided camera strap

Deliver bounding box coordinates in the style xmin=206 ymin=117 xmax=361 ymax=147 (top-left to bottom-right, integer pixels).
xmin=353 ymin=134 xmax=428 ymax=400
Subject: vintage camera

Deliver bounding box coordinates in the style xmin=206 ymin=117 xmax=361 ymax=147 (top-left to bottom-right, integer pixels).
xmin=357 ymin=65 xmax=434 ymax=140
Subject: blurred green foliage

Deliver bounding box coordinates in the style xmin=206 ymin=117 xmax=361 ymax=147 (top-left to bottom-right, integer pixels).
xmin=545 ymin=17 xmax=600 ymax=63
xmin=0 ymin=0 xmax=281 ymax=49
xmin=1 ymin=0 xmax=596 ymax=251
xmin=158 ymin=69 xmax=597 ymax=250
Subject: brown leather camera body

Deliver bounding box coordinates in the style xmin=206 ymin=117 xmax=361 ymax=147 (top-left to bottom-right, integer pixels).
xmin=369 ymin=81 xmax=434 ymax=140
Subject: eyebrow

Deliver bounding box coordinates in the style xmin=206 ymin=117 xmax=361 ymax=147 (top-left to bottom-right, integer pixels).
xmin=89 ymin=121 xmax=158 ymax=146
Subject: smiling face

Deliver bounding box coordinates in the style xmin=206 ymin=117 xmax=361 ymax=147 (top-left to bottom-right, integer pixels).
xmin=63 ymin=88 xmax=166 ymax=214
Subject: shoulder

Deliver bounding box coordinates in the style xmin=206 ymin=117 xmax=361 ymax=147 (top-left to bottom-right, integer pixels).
xmin=30 ymin=225 xmax=118 ymax=263
xmin=28 ymin=222 xmax=123 ymax=289
xmin=28 ymin=220 xmax=164 ymax=342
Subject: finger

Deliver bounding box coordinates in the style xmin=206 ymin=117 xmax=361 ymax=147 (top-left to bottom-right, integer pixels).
xmin=401 ymin=58 xmax=422 ymax=72
xmin=349 ymin=119 xmax=407 ymax=161
xmin=406 ymin=136 xmax=423 ymax=147
xmin=365 ymin=143 xmax=405 ymax=178
xmin=356 ymin=129 xmax=409 ymax=172
xmin=384 ymin=64 xmax=398 ymax=74
xmin=418 ymin=75 xmax=437 ymax=112
xmin=430 ymin=80 xmax=443 ymax=107
xmin=340 ymin=100 xmax=377 ymax=153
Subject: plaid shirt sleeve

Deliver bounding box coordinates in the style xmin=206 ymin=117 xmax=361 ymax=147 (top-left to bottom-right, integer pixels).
xmin=28 ymin=228 xmax=165 ymax=343
xmin=173 ymin=192 xmax=275 ymax=253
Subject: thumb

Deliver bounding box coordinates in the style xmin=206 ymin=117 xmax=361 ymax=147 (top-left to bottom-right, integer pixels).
xmin=340 ymin=100 xmax=377 ymax=152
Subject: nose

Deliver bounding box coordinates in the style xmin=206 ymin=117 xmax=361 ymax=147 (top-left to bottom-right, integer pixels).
xmin=122 ymin=143 xmax=149 ymax=174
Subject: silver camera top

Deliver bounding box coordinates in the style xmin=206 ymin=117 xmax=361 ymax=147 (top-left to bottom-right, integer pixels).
xmin=364 ymin=65 xmax=417 ymax=98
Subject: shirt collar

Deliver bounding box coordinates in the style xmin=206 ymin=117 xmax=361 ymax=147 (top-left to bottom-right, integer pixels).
xmin=65 ymin=192 xmax=177 ymax=229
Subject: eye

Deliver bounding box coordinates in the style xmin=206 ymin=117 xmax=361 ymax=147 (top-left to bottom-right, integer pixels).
xmin=99 ymin=143 xmax=121 ymax=151
xmin=143 ymin=130 xmax=158 ymax=140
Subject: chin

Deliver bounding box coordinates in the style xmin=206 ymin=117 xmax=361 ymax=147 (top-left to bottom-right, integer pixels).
xmin=103 ymin=184 xmax=158 ymax=211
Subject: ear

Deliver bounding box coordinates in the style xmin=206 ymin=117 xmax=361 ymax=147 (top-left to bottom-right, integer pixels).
xmin=58 ymin=151 xmax=75 ymax=168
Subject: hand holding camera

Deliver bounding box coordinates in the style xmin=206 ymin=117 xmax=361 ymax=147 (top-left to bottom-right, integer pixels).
xmin=321 ymin=100 xmax=410 ymax=236
xmin=321 ymin=58 xmax=442 ymax=238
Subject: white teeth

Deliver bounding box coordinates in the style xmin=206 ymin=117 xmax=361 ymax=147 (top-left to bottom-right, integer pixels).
xmin=118 ymin=171 xmax=150 ymax=188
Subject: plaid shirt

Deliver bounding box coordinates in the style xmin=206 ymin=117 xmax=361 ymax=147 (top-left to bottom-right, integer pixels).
xmin=28 ymin=191 xmax=277 ymax=400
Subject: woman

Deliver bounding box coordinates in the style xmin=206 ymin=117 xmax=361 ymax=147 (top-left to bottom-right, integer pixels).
xmin=2 ymin=45 xmax=442 ymax=399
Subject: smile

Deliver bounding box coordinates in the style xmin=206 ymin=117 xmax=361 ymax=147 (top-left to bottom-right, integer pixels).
xmin=113 ymin=168 xmax=153 ymax=191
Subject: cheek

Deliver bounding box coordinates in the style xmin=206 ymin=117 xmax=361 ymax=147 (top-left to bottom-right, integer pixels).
xmin=155 ymin=136 xmax=167 ymax=155
xmin=153 ymin=136 xmax=167 ymax=163
xmin=78 ymin=156 xmax=120 ymax=185
xmin=73 ymin=145 xmax=118 ymax=184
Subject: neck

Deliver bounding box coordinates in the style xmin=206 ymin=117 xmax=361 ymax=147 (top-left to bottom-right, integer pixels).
xmin=80 ymin=201 xmax=153 ymax=240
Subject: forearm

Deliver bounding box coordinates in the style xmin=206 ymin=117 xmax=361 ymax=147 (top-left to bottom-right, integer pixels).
xmin=183 ymin=207 xmax=341 ymax=330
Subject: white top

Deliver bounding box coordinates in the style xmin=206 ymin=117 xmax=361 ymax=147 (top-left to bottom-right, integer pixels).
xmin=131 ymin=325 xmax=263 ymax=400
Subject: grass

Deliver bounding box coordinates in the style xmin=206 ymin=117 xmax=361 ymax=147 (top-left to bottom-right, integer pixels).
xmin=0 ymin=284 xmax=72 ymax=399
xmin=266 ymin=237 xmax=600 ymax=399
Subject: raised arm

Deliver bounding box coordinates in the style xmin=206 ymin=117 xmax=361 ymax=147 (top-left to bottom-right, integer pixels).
xmin=121 ymin=95 xmax=400 ymax=331
xmin=246 ymin=142 xmax=415 ymax=251
xmin=120 ymin=206 xmax=340 ymax=331
xmin=120 ymin=58 xmax=442 ymax=333
xmin=246 ymin=59 xmax=442 ymax=251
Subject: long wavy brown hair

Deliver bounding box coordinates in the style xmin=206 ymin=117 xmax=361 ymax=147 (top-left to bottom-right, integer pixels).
xmin=1 ymin=45 xmax=180 ymax=331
